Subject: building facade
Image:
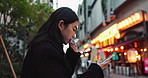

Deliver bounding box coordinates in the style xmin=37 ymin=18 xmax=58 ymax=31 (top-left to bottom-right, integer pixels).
xmin=77 ymin=0 xmax=148 ymax=76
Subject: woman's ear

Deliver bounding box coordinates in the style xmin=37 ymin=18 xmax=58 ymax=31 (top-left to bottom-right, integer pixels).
xmin=58 ymin=20 xmax=65 ymax=31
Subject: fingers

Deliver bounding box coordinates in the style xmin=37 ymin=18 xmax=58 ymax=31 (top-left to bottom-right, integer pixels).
xmin=69 ymin=43 xmax=77 ymax=49
xmin=99 ymin=63 xmax=109 ymax=70
xmin=102 ymin=64 xmax=109 ymax=69
xmin=98 ymin=60 xmax=111 ymax=70
xmin=69 ymin=43 xmax=79 ymax=52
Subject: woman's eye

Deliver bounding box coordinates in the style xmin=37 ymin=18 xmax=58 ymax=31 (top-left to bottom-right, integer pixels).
xmin=73 ymin=26 xmax=77 ymax=32
xmin=73 ymin=29 xmax=76 ymax=31
xmin=73 ymin=29 xmax=75 ymax=31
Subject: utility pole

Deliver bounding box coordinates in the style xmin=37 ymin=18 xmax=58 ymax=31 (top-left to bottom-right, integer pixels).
xmin=0 ymin=35 xmax=17 ymax=78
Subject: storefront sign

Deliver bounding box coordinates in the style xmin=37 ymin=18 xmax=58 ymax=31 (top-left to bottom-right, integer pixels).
xmin=112 ymin=52 xmax=119 ymax=60
xmin=144 ymin=58 xmax=148 ymax=73
xmin=91 ymin=10 xmax=146 ymax=45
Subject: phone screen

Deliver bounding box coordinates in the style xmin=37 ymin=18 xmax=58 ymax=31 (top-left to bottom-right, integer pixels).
xmin=100 ymin=54 xmax=115 ymax=64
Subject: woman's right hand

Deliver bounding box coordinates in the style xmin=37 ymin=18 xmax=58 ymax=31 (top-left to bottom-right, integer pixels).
xmin=98 ymin=60 xmax=111 ymax=69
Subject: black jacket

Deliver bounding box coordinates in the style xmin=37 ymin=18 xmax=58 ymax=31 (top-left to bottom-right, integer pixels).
xmin=21 ymin=39 xmax=104 ymax=78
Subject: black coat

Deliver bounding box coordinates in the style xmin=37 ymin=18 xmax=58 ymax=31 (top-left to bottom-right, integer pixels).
xmin=21 ymin=40 xmax=104 ymax=78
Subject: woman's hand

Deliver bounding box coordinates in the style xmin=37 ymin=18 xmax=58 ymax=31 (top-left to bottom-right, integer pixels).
xmin=69 ymin=43 xmax=79 ymax=52
xmin=98 ymin=60 xmax=111 ymax=70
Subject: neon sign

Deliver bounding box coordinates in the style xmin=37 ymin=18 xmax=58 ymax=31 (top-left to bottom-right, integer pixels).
xmin=91 ymin=11 xmax=146 ymax=45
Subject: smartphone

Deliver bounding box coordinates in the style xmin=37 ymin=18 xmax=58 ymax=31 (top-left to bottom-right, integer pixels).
xmin=100 ymin=54 xmax=115 ymax=64
xmin=70 ymin=38 xmax=79 ymax=44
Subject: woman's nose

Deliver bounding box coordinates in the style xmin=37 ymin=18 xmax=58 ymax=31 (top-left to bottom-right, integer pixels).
xmin=72 ymin=34 xmax=76 ymax=38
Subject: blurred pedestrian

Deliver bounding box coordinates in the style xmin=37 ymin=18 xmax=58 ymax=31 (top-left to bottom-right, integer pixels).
xmin=21 ymin=7 xmax=110 ymax=78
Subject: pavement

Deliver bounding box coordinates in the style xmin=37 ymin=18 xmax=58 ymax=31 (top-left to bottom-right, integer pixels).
xmin=104 ymin=73 xmax=148 ymax=78
xmin=72 ymin=66 xmax=148 ymax=78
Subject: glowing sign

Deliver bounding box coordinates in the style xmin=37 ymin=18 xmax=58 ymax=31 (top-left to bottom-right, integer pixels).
xmin=117 ymin=12 xmax=143 ymax=31
xmin=98 ymin=24 xmax=120 ymax=42
xmin=83 ymin=43 xmax=89 ymax=49
xmin=91 ymin=24 xmax=120 ymax=44
xmin=91 ymin=11 xmax=146 ymax=45
xmin=144 ymin=58 xmax=148 ymax=73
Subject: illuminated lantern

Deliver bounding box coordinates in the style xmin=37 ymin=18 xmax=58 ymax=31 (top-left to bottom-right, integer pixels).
xmin=127 ymin=49 xmax=137 ymax=63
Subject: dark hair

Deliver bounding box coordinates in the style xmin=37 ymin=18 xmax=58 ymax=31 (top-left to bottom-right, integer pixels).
xmin=28 ymin=7 xmax=79 ymax=48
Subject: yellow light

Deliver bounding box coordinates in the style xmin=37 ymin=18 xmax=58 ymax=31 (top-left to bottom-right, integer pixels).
xmin=85 ymin=53 xmax=89 ymax=57
xmin=140 ymin=49 xmax=143 ymax=52
xmin=111 ymin=37 xmax=115 ymax=44
xmin=98 ymin=24 xmax=120 ymax=42
xmin=120 ymin=46 xmax=124 ymax=49
xmin=115 ymin=32 xmax=120 ymax=39
xmin=121 ymin=21 xmax=126 ymax=29
xmin=107 ymin=49 xmax=110 ymax=52
xmin=144 ymin=12 xmax=148 ymax=21
xmin=127 ymin=17 xmax=132 ymax=25
xmin=80 ymin=55 xmax=84 ymax=58
xmin=144 ymin=48 xmax=147 ymax=52
xmin=127 ymin=49 xmax=137 ymax=63
xmin=115 ymin=47 xmax=118 ymax=51
xmin=124 ymin=52 xmax=127 ymax=55
xmin=117 ymin=11 xmax=144 ymax=31
xmin=131 ymin=15 xmax=137 ymax=23
xmin=91 ymin=36 xmax=99 ymax=44
xmin=124 ymin=19 xmax=129 ymax=26
xmin=83 ymin=43 xmax=89 ymax=49
xmin=118 ymin=21 xmax=123 ymax=29
xmin=95 ymin=43 xmax=99 ymax=48
xmin=136 ymin=55 xmax=141 ymax=60
xmin=135 ymin=51 xmax=138 ymax=55
xmin=135 ymin=13 xmax=142 ymax=21
xmin=85 ymin=48 xmax=91 ymax=52
xmin=103 ymin=49 xmax=107 ymax=51
xmin=91 ymin=38 xmax=97 ymax=44
xmin=80 ymin=51 xmax=83 ymax=54
xmin=134 ymin=42 xmax=138 ymax=48
xmin=91 ymin=39 xmax=96 ymax=44
xmin=110 ymin=48 xmax=114 ymax=51
xmin=119 ymin=53 xmax=121 ymax=56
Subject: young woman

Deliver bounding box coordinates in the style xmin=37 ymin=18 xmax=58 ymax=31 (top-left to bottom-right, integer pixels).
xmin=21 ymin=7 xmax=110 ymax=78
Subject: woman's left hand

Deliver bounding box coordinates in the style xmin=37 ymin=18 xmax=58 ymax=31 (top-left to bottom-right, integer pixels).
xmin=98 ymin=60 xmax=111 ymax=69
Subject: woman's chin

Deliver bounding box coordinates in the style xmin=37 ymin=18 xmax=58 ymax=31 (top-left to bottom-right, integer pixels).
xmin=63 ymin=43 xmax=67 ymax=45
xmin=63 ymin=41 xmax=69 ymax=45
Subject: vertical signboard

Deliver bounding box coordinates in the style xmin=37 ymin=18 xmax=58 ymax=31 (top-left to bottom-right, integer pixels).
xmin=144 ymin=58 xmax=148 ymax=73
xmin=91 ymin=48 xmax=98 ymax=63
xmin=100 ymin=50 xmax=105 ymax=60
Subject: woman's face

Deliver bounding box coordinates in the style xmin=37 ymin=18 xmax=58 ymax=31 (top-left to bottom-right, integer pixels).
xmin=59 ymin=21 xmax=78 ymax=44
